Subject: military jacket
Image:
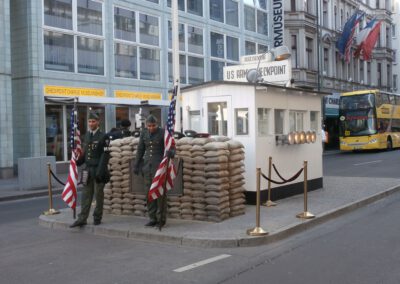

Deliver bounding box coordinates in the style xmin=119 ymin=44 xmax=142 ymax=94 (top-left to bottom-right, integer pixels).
xmin=135 ymin=127 xmax=164 ymax=173
xmin=82 ymin=129 xmax=105 ymax=168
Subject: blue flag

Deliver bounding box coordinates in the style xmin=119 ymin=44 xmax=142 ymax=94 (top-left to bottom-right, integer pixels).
xmin=336 ymin=10 xmax=365 ymax=57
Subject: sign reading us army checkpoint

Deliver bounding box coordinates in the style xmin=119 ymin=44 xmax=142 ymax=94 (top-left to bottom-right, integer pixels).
xmin=223 ymin=57 xmax=291 ymax=85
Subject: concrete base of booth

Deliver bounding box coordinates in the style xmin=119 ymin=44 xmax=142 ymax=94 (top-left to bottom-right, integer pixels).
xmin=245 ymin=177 xmax=323 ymax=205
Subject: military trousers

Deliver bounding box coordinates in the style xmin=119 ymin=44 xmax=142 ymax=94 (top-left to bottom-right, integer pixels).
xmin=78 ymin=176 xmax=105 ymax=223
xmin=143 ymin=170 xmax=167 ymax=223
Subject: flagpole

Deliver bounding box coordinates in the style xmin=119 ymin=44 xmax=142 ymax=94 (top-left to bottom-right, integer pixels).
xmin=73 ymin=97 xmax=78 ymax=219
xmin=171 ymin=0 xmax=181 ymax=133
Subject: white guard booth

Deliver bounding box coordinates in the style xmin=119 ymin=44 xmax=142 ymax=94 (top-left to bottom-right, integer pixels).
xmin=180 ymin=81 xmax=324 ymax=203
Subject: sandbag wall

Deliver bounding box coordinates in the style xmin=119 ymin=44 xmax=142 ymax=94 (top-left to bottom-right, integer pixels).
xmin=103 ymin=136 xmax=246 ymax=222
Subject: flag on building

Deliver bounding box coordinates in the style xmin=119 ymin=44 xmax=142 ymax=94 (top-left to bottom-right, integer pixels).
xmin=336 ymin=10 xmax=364 ymax=62
xmin=148 ymin=85 xmax=178 ymax=202
xmin=62 ymin=109 xmax=81 ymax=209
xmin=354 ymin=19 xmax=382 ymax=60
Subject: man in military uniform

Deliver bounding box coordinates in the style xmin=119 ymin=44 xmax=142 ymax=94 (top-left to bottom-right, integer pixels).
xmin=134 ymin=115 xmax=172 ymax=227
xmin=107 ymin=119 xmax=132 ymax=140
xmin=70 ymin=111 xmax=108 ymax=228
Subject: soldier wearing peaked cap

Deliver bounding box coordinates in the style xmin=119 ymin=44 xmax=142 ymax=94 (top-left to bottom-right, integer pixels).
xmin=133 ymin=114 xmax=171 ymax=227
xmin=70 ymin=111 xmax=109 ymax=228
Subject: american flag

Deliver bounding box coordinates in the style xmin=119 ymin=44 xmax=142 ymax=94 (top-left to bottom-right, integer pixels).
xmin=62 ymin=109 xmax=81 ymax=209
xmin=148 ymin=85 xmax=178 ymax=202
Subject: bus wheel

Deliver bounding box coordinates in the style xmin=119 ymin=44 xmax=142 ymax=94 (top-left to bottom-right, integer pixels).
xmin=387 ymin=137 xmax=393 ymax=151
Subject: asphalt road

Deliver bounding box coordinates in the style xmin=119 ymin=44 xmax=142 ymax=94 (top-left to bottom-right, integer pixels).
xmin=1 ymin=150 xmax=400 ymax=283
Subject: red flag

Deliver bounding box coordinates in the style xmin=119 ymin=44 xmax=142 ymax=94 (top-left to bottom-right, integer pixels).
xmin=62 ymin=109 xmax=81 ymax=208
xmin=357 ymin=21 xmax=382 ymax=61
xmin=148 ymin=85 xmax=177 ymax=202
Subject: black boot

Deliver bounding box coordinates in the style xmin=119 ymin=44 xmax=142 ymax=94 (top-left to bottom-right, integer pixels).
xmin=145 ymin=220 xmax=158 ymax=227
xmin=93 ymin=219 xmax=101 ymax=226
xmin=69 ymin=220 xmax=87 ymax=228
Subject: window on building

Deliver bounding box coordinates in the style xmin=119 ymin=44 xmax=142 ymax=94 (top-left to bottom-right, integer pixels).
xmin=210 ymin=32 xmax=239 ymax=80
xmin=168 ymin=53 xmax=186 ymax=84
xmin=77 ymin=36 xmax=104 ymax=75
xmin=310 ymin=111 xmax=318 ymax=131
xmin=367 ymin=62 xmax=371 ymax=84
xmin=77 ymin=0 xmax=102 ymax=35
xmin=210 ymin=0 xmax=224 ymax=22
xmin=377 ymin=63 xmax=382 ymax=87
xmin=46 ymin=105 xmax=65 ymax=161
xmin=168 ymin=21 xmax=185 ymax=51
xmin=115 ymin=43 xmax=137 ymax=78
xmin=258 ymin=44 xmax=268 ymax=53
xmin=189 ymin=110 xmax=201 ymax=132
xmin=114 ymin=7 xmax=136 ymax=42
xmin=139 ymin=13 xmax=159 ymax=46
xmin=44 ymin=31 xmax=74 ymax=72
xmin=235 ymin=108 xmax=249 ymax=135
xmin=208 ymin=102 xmax=228 ymax=136
xmin=188 ymin=56 xmax=204 ymax=84
xmin=245 ymin=41 xmax=256 ymax=55
xmin=115 ymin=107 xmax=129 ymax=128
xmin=289 ymin=111 xmax=304 ymax=132
xmin=387 ymin=64 xmax=391 ymax=87
xmin=257 ymin=108 xmax=270 ymax=136
xmin=323 ymin=1 xmax=328 ymax=27
xmin=187 ymin=26 xmax=203 ymax=54
xmin=392 ymin=24 xmax=396 ymax=38
xmin=44 ymin=0 xmax=72 ymax=30
xmin=140 ymin=47 xmax=160 ymax=81
xmin=147 ymin=0 xmax=159 ymax=3
xmin=168 ymin=0 xmax=203 ymax=16
xmin=334 ymin=5 xmax=337 ymax=30
xmin=304 ymin=0 xmax=312 ymax=13
xmin=306 ymin=37 xmax=313 ymax=69
xmin=274 ymin=109 xmax=285 ymax=135
xmin=226 ymin=0 xmax=239 ymax=27
xmin=167 ymin=0 xmax=185 ymax=10
xmin=291 ymin=0 xmax=296 ymax=11
xmin=291 ymin=35 xmax=298 ymax=68
xmin=244 ymin=5 xmax=255 ymax=32
xmin=43 ymin=0 xmax=104 ymax=75
xmin=323 ymin=47 xmax=329 ymax=74
xmin=393 ymin=74 xmax=398 ymax=90
xmin=376 ymin=0 xmax=379 ymax=9
xmin=360 ymin=61 xmax=364 ymax=83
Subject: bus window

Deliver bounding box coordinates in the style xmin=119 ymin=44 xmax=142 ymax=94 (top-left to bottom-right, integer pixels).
xmin=375 ymin=94 xmax=382 ymax=107
xmin=381 ymin=94 xmax=390 ymax=104
xmin=395 ymin=96 xmax=400 ymax=105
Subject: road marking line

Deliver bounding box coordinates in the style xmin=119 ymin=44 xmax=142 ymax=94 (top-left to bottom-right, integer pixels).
xmin=353 ymin=160 xmax=382 ymax=166
xmin=173 ymin=254 xmax=231 ymax=272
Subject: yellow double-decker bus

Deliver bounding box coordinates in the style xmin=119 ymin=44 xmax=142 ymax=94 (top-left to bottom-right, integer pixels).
xmin=339 ymin=89 xmax=400 ymax=151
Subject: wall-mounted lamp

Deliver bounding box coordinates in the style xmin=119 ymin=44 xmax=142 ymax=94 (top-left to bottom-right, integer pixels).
xmin=276 ymin=131 xmax=317 ymax=146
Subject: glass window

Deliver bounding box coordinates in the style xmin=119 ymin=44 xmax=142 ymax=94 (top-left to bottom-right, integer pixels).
xmin=168 ymin=21 xmax=185 ymax=50
xmin=77 ymin=0 xmax=103 ymax=35
xmin=274 ymin=109 xmax=285 ymax=134
xmin=258 ymin=44 xmax=268 ymax=53
xmin=226 ymin=0 xmax=239 ymax=27
xmin=77 ymin=36 xmax=104 ymax=75
xmin=235 ymin=108 xmax=249 ymax=135
xmin=46 ymin=105 xmax=65 ymax=161
xmin=210 ymin=0 xmax=224 ymax=23
xmin=188 ymin=56 xmax=204 ymax=84
xmin=258 ymin=108 xmax=270 ymax=136
xmin=140 ymin=47 xmax=160 ymax=81
xmin=210 ymin=32 xmax=224 ymax=58
xmin=187 ymin=26 xmax=203 ymax=54
xmin=167 ymin=0 xmax=185 ymax=10
xmin=310 ymin=111 xmax=318 ymax=131
xmin=226 ymin=36 xmax=239 ymax=61
xmin=116 ymin=107 xmax=129 ymax=128
xmin=208 ymin=102 xmax=228 ymax=136
xmin=244 ymin=6 xmax=256 ymax=32
xmin=289 ymin=111 xmax=304 ymax=132
xmin=168 ymin=53 xmax=186 ymax=84
xmin=44 ymin=31 xmax=74 ymax=72
xmin=114 ymin=7 xmax=136 ymax=42
xmin=189 ymin=110 xmax=201 ymax=132
xmin=147 ymin=0 xmax=159 ymax=3
xmin=211 ymin=60 xmax=225 ymax=80
xmin=115 ymin=43 xmax=137 ymax=78
xmin=44 ymin=0 xmax=72 ymax=30
xmin=257 ymin=10 xmax=268 ymax=35
xmin=139 ymin=13 xmax=159 ymax=46
xmin=245 ymin=41 xmax=256 ymax=55
xmin=188 ymin=0 xmax=203 ymax=16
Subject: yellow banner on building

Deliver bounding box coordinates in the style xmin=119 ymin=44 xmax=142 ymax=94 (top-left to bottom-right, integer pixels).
xmin=114 ymin=90 xmax=161 ymax=100
xmin=44 ymin=85 xmax=105 ymax=97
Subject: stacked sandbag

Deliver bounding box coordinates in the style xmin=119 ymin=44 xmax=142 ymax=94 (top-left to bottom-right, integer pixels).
xmin=203 ymin=141 xmax=231 ymax=222
xmin=103 ymin=182 xmax=112 ymax=213
xmin=227 ymin=140 xmax=246 ymax=217
xmin=176 ymin=137 xmax=194 ymax=220
xmin=190 ymin=138 xmax=213 ymax=221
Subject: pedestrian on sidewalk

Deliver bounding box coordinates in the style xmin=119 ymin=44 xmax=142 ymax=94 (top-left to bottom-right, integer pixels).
xmin=70 ymin=111 xmax=109 ymax=228
xmin=133 ymin=115 xmax=173 ymax=227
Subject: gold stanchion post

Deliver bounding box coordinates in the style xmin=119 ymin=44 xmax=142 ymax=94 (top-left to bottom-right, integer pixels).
xmin=296 ymin=161 xmax=314 ymax=219
xmin=44 ymin=163 xmax=60 ymax=215
xmin=263 ymin=156 xmax=277 ymax=207
xmin=247 ymin=168 xmax=268 ymax=236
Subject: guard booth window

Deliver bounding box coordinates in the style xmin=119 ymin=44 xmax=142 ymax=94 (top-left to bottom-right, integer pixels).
xmin=208 ymin=102 xmax=227 ymax=136
xmin=235 ymin=108 xmax=249 ymax=135
xmin=257 ymin=108 xmax=270 ymax=136
xmin=274 ymin=109 xmax=285 ymax=134
xmin=289 ymin=110 xmax=305 ymax=132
